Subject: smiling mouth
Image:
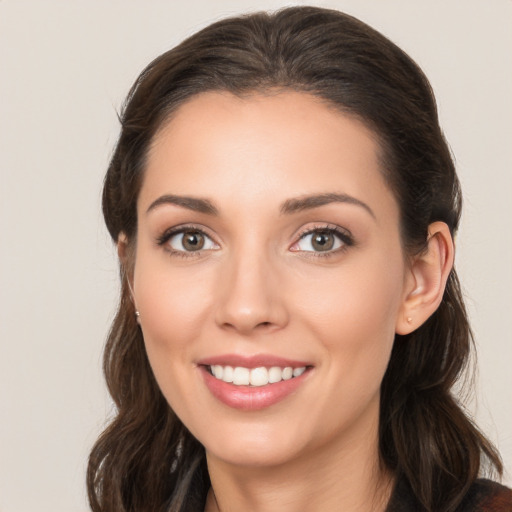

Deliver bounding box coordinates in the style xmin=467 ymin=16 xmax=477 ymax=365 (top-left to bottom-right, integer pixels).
xmin=206 ymin=365 xmax=307 ymax=387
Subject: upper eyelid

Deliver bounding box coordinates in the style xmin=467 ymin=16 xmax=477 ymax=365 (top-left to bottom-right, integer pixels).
xmin=156 ymin=224 xmax=219 ymax=245
xmin=291 ymin=224 xmax=355 ymax=252
xmin=295 ymin=223 xmax=353 ymax=240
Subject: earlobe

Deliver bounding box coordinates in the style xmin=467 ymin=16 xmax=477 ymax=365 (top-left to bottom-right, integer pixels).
xmin=396 ymin=222 xmax=454 ymax=335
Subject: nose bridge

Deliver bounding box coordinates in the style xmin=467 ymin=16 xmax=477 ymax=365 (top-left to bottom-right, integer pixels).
xmin=215 ymin=238 xmax=287 ymax=334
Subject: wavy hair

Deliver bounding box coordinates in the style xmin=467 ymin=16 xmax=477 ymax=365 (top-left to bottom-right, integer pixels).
xmin=88 ymin=7 xmax=502 ymax=512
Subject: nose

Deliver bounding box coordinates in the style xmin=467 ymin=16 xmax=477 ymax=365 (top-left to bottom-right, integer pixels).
xmin=214 ymin=248 xmax=289 ymax=335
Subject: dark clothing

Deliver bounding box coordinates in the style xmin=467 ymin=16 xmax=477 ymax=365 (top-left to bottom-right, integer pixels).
xmin=386 ymin=478 xmax=512 ymax=511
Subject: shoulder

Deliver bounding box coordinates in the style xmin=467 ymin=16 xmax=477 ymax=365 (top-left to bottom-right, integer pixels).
xmin=458 ymin=479 xmax=512 ymax=512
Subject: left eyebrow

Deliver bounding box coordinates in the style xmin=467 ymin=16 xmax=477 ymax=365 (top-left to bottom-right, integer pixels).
xmin=280 ymin=193 xmax=376 ymax=219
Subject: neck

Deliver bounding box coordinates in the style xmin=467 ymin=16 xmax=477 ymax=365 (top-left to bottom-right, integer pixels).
xmin=204 ymin=419 xmax=394 ymax=512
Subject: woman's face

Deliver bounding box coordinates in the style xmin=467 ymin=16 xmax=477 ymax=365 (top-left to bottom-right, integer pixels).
xmin=132 ymin=91 xmax=413 ymax=468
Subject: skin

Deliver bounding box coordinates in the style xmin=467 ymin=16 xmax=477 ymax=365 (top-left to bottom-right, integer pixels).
xmin=123 ymin=91 xmax=453 ymax=512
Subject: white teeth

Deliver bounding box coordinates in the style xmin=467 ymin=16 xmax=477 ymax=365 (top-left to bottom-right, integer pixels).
xmin=212 ymin=365 xmax=223 ymax=379
xmin=209 ymin=365 xmax=307 ymax=386
xmin=293 ymin=367 xmax=305 ymax=377
xmin=232 ymin=367 xmax=250 ymax=385
xmin=222 ymin=365 xmax=234 ymax=383
xmin=268 ymin=366 xmax=283 ymax=383
xmin=249 ymin=367 xmax=268 ymax=386
xmin=282 ymin=367 xmax=293 ymax=380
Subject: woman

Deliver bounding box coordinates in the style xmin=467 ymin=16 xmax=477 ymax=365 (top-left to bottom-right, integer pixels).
xmin=88 ymin=6 xmax=511 ymax=512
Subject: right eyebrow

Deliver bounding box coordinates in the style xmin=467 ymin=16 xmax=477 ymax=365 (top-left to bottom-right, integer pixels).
xmin=146 ymin=194 xmax=219 ymax=215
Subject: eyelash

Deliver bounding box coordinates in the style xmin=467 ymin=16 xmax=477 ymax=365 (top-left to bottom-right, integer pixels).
xmin=156 ymin=224 xmax=217 ymax=259
xmin=293 ymin=224 xmax=355 ymax=258
xmin=156 ymin=223 xmax=355 ymax=258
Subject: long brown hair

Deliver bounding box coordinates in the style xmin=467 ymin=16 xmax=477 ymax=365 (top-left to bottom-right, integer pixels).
xmin=88 ymin=7 xmax=502 ymax=512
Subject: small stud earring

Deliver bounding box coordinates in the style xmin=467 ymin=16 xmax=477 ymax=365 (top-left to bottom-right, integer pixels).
xmin=135 ymin=311 xmax=141 ymax=324
xmin=407 ymin=317 xmax=412 ymax=323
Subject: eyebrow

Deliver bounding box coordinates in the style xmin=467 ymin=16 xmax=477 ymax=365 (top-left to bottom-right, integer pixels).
xmin=280 ymin=193 xmax=375 ymax=219
xmin=146 ymin=192 xmax=375 ymax=219
xmin=146 ymin=194 xmax=219 ymax=215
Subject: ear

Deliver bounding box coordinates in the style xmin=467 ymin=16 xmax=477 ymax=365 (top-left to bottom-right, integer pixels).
xmin=395 ymin=221 xmax=454 ymax=335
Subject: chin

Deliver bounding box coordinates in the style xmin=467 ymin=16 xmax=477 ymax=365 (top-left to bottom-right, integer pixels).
xmin=200 ymin=421 xmax=309 ymax=468
xmin=207 ymin=442 xmax=300 ymax=469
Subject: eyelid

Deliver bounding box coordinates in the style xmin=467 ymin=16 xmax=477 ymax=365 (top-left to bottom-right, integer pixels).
xmin=290 ymin=223 xmax=354 ymax=255
xmin=156 ymin=224 xmax=220 ymax=254
xmin=155 ymin=222 xmax=354 ymax=257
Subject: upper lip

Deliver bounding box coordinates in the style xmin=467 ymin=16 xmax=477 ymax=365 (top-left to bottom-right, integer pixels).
xmin=196 ymin=354 xmax=312 ymax=369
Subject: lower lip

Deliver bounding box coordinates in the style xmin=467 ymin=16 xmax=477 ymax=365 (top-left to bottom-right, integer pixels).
xmin=200 ymin=366 xmax=311 ymax=411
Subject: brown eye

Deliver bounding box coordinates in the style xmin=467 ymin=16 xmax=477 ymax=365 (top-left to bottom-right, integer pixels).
xmin=182 ymin=231 xmax=205 ymax=251
xmin=311 ymin=231 xmax=335 ymax=251
xmin=293 ymin=228 xmax=348 ymax=253
xmin=166 ymin=229 xmax=218 ymax=253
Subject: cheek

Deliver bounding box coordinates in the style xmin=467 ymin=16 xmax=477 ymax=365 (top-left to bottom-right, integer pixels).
xmin=133 ymin=254 xmax=215 ymax=363
xmin=297 ymin=254 xmax=404 ymax=336
xmin=133 ymin=259 xmax=216 ymax=423
xmin=293 ymin=250 xmax=405 ymax=386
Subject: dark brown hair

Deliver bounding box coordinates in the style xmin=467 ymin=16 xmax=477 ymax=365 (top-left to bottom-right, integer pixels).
xmin=88 ymin=7 xmax=502 ymax=512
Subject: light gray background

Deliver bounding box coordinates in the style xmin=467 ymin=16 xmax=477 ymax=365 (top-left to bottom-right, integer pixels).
xmin=0 ymin=1 xmax=510 ymax=511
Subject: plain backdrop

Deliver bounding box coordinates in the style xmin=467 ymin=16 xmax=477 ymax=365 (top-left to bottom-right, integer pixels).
xmin=0 ymin=1 xmax=511 ymax=511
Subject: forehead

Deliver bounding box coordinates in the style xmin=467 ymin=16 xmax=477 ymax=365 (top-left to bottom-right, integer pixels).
xmin=140 ymin=91 xmax=397 ymax=221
